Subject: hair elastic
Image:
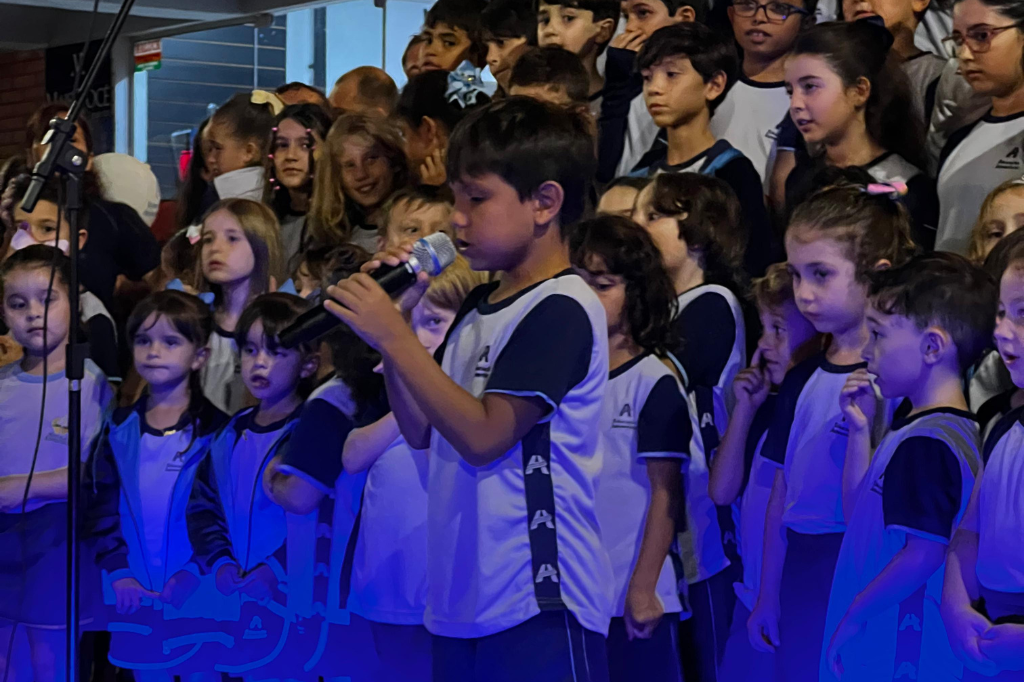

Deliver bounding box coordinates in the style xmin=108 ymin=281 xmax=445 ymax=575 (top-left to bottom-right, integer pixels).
xmin=863 ymin=181 xmax=908 ymax=199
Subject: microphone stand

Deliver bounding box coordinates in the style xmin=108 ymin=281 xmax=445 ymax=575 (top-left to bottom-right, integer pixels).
xmin=19 ymin=1 xmax=137 ymax=681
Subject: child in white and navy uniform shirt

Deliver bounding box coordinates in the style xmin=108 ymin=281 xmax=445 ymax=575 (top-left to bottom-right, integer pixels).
xmin=86 ymin=291 xmax=228 ymax=682
xmin=710 ymin=264 xmax=821 ymax=682
xmin=326 ymin=98 xmax=613 ymax=682
xmin=633 ymin=171 xmax=748 ymax=681
xmin=943 ymin=249 xmax=1024 ymax=681
xmin=936 ymin=0 xmax=1024 ymax=254
xmin=747 ymin=185 xmax=915 ymax=682
xmin=0 ymin=247 xmax=113 ymax=682
xmin=339 ymin=258 xmax=485 ymax=682
xmin=821 ymin=254 xmax=993 ymax=682
xmin=714 ymin=0 xmax=815 ymax=184
xmin=187 ymin=294 xmax=318 ymax=677
xmin=571 ymin=214 xmax=695 ymax=682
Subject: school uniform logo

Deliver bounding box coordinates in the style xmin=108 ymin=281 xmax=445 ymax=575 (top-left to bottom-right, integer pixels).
xmin=474 ymin=345 xmax=491 ymax=379
xmin=612 ymin=403 xmax=636 ymax=429
xmin=766 ymin=127 xmax=779 ymax=141
xmin=997 ymin=146 xmax=1022 ymax=170
xmin=525 ymin=455 xmax=550 ymax=475
xmin=166 ymin=450 xmax=186 ymax=473
xmin=830 ymin=416 xmax=850 ymax=438
xmin=244 ymin=615 xmax=267 ymax=640
xmin=531 ymin=509 xmax=555 ymax=530
xmin=535 ymin=564 xmax=560 ymax=583
xmin=46 ymin=416 xmax=69 ymax=444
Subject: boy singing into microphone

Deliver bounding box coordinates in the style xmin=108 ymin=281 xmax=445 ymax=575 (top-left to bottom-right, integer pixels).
xmin=325 ymin=97 xmax=613 ymax=681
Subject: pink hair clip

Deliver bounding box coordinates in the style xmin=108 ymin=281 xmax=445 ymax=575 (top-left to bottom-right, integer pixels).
xmin=864 ymin=181 xmax=908 ymax=198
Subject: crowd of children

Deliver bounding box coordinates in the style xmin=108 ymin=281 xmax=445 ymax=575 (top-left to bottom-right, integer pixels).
xmin=2 ymin=0 xmax=1024 ymax=679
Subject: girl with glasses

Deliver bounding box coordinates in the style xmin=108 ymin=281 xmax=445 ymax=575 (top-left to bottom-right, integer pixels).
xmin=936 ymin=0 xmax=1024 ymax=255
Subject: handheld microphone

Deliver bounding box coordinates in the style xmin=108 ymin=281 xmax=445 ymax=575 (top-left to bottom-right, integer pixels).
xmin=279 ymin=232 xmax=458 ymax=348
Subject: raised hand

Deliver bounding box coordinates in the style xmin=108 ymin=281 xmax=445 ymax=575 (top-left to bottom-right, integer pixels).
xmin=734 ymin=348 xmax=771 ymax=411
xmin=839 ymin=368 xmax=877 ymax=433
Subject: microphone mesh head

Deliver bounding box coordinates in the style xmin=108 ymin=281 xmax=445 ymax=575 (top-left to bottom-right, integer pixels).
xmin=413 ymin=232 xmax=458 ymax=276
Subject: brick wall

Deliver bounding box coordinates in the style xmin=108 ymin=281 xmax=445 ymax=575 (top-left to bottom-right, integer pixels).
xmin=0 ymin=50 xmax=47 ymax=161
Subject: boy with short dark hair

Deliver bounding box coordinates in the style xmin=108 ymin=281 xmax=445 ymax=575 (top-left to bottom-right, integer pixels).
xmin=537 ymin=0 xmax=620 ymax=113
xmin=508 ymin=46 xmax=590 ymax=109
xmin=420 ymin=0 xmax=488 ymax=73
xmin=481 ymin=0 xmax=536 ymax=93
xmin=713 ymin=0 xmax=817 ymax=182
xmin=597 ymin=0 xmax=706 ymax=182
xmin=633 ymin=23 xmax=776 ymax=275
xmin=821 ymin=253 xmax=995 ymax=682
xmin=325 ymin=97 xmax=613 ymax=680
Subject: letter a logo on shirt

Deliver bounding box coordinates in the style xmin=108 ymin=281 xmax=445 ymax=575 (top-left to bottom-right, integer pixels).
xmin=535 ymin=563 xmax=560 ymax=583
xmin=998 ymin=146 xmax=1022 ymax=170
xmin=899 ymin=612 xmax=922 ymax=632
xmin=619 ymin=404 xmax=632 ymax=418
xmin=700 ymin=412 xmax=714 ymax=428
xmin=526 ymin=455 xmax=550 ymax=475
xmin=894 ymin=662 xmax=918 ymax=679
xmin=474 ymin=345 xmax=492 ymax=378
xmin=531 ymin=509 xmax=555 ymax=530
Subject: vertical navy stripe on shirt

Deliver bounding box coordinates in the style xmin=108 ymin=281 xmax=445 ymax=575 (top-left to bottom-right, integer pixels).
xmin=522 ymin=421 xmax=566 ymax=610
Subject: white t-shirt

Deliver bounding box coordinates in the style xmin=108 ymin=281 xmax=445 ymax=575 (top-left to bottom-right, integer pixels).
xmin=349 ymin=433 xmax=430 ymax=625
xmin=225 ymin=411 xmax=293 ymax=572
xmin=821 ymin=409 xmax=979 ymax=682
xmin=596 ymin=353 xmax=694 ymax=618
xmin=0 ymin=360 xmax=111 ymax=512
xmin=937 ymin=111 xmax=1024 ymax=254
xmin=201 ymin=326 xmax=246 ymax=414
xmin=427 ymin=271 xmax=613 ymax=638
xmin=735 ymin=396 xmax=777 ymax=611
xmin=137 ymin=427 xmax=194 ymax=575
xmin=763 ymin=353 xmax=888 ymax=535
xmin=977 ymin=407 xmax=1024 ymax=593
xmin=710 ymin=76 xmax=791 ymax=183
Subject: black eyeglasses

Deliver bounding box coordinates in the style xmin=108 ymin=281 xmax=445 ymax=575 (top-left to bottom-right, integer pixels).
xmin=942 ymin=23 xmax=1021 ymax=58
xmin=731 ymin=0 xmax=809 ymax=22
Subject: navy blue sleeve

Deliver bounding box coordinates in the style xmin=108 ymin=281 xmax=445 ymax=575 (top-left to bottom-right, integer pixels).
xmin=762 ymin=354 xmax=820 ymax=466
xmin=84 ymin=424 xmax=130 ymax=574
xmin=278 ymin=399 xmax=357 ymax=491
xmin=983 ymin=406 xmax=1024 ymax=465
xmin=775 ymin=114 xmax=802 ymax=152
xmin=487 ymin=294 xmax=594 ymax=410
xmin=186 ymin=456 xmax=235 ymax=573
xmin=637 ymin=374 xmax=692 ymax=457
xmin=716 ymin=156 xmax=779 ymax=277
xmin=937 ymin=120 xmax=980 ymax=173
xmin=882 ymin=436 xmax=963 ymax=543
xmin=904 ymin=173 xmax=939 ymax=251
xmin=597 ymin=47 xmax=644 ymax=184
xmin=673 ymin=291 xmax=737 ymax=391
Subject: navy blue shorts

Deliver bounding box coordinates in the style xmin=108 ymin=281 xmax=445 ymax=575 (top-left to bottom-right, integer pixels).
xmin=678 ymin=562 xmax=741 ymax=682
xmin=432 ymin=610 xmax=608 ymax=682
xmin=607 ymin=613 xmax=683 ymax=682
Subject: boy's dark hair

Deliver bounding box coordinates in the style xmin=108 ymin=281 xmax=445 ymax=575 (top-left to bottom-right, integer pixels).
xmin=396 ymin=70 xmax=491 ymax=134
xmin=236 ymin=293 xmax=318 ymax=396
xmin=2 ymin=173 xmax=90 ymax=234
xmin=426 ymin=0 xmax=489 ymax=64
xmin=447 ymin=96 xmax=596 ymax=232
xmin=570 ymin=214 xmax=678 ymax=356
xmin=649 ymin=172 xmax=746 ymax=288
xmin=538 ymin=0 xmax=622 ymax=27
xmin=211 ymin=92 xmax=277 ymax=159
xmin=789 ymin=184 xmax=918 ymax=282
xmin=660 ymin=0 xmax=710 ymax=23
xmin=983 ymin=227 xmax=1024 ymax=281
xmin=636 ymin=23 xmax=739 ymax=114
xmin=481 ymin=0 xmax=538 ymax=41
xmin=869 ymin=252 xmax=997 ymax=372
xmin=508 ymin=47 xmax=590 ymax=105
xmin=275 ymin=82 xmax=332 ymax=110
xmin=0 ymin=244 xmax=72 ymax=298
